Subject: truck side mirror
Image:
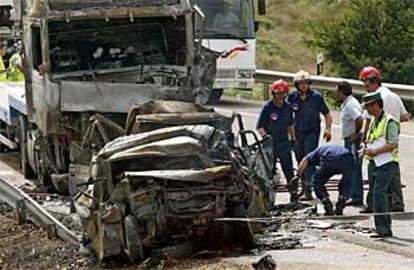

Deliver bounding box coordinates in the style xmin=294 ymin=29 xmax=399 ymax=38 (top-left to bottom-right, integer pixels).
xmin=258 ymin=0 xmax=266 ymax=15
xmin=254 ymin=21 xmax=260 ymax=32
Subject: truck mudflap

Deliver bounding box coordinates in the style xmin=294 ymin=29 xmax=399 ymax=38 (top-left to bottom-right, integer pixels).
xmin=71 ymin=100 xmax=274 ymax=261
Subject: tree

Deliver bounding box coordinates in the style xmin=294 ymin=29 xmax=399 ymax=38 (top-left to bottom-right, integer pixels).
xmin=306 ymin=0 xmax=414 ymax=84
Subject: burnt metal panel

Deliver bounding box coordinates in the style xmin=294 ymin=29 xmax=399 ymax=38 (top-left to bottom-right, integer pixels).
xmin=60 ymin=81 xmax=166 ymax=113
xmin=47 ymin=0 xmax=181 ymax=10
xmin=123 ymin=165 xmax=230 ymax=182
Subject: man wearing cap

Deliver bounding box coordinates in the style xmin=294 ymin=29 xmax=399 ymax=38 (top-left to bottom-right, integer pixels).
xmin=257 ymin=79 xmax=298 ymax=202
xmin=336 ymin=81 xmax=364 ymax=206
xmin=359 ymin=66 xmax=408 ymax=213
xmin=363 ymin=92 xmax=399 ymax=238
xmin=293 ymin=144 xmax=354 ymax=215
xmin=288 ymin=70 xmax=333 ymax=201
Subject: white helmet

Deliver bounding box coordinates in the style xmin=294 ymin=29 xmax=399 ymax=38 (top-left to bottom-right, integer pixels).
xmin=293 ymin=70 xmax=311 ymax=83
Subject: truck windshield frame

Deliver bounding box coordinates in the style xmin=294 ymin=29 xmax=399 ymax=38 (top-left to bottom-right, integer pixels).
xmin=47 ymin=17 xmax=188 ymax=75
xmin=192 ymin=0 xmax=255 ymax=40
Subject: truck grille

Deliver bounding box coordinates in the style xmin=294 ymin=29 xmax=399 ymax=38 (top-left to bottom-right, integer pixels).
xmin=216 ymin=69 xmax=236 ymax=79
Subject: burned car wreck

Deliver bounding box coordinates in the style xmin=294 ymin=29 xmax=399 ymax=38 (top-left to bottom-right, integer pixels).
xmin=71 ymin=101 xmax=275 ymax=261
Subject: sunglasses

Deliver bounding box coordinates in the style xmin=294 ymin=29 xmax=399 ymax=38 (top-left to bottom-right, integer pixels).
xmin=297 ymin=80 xmax=310 ymax=84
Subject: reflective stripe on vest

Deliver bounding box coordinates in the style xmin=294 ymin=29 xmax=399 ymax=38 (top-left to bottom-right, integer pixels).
xmin=366 ymin=113 xmax=399 ymax=162
xmin=8 ymin=53 xmax=24 ymax=81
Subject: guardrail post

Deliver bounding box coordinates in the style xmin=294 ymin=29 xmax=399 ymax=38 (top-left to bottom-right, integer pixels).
xmin=14 ymin=199 xmax=27 ymax=225
xmin=46 ymin=223 xmax=57 ymax=239
xmin=263 ymin=83 xmax=269 ymax=101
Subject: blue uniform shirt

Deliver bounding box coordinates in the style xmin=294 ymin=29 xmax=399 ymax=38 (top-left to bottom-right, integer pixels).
xmin=306 ymin=145 xmax=351 ymax=166
xmin=287 ymin=89 xmax=330 ymax=133
xmin=257 ymin=101 xmax=294 ymax=145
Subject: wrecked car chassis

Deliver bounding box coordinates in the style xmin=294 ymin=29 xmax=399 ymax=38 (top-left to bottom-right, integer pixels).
xmin=70 ymin=101 xmax=275 ymax=261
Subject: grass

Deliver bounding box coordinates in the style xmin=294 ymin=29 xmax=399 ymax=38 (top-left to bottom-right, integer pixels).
xmin=256 ymin=0 xmax=347 ymax=74
xmin=225 ymin=0 xmax=348 ymax=101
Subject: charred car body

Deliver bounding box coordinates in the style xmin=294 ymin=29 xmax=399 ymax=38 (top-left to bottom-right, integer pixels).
xmin=71 ymin=100 xmax=275 ymax=261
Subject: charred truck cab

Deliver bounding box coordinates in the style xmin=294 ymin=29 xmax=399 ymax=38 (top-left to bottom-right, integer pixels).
xmin=20 ymin=0 xmax=218 ymax=182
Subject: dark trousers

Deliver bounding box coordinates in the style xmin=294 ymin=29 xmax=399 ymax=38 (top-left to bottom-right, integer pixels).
xmin=368 ymin=161 xmax=397 ymax=235
xmin=344 ymin=135 xmax=363 ymax=203
xmin=312 ymin=156 xmax=354 ymax=201
xmin=273 ymin=141 xmax=294 ymax=191
xmin=295 ymin=130 xmax=320 ymax=191
xmin=389 ymin=165 xmax=404 ymax=210
xmin=367 ymin=161 xmax=403 ymax=211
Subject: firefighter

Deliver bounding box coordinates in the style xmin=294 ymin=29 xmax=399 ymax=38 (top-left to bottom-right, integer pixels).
xmin=293 ymin=145 xmax=354 ymax=215
xmin=8 ymin=42 xmax=25 ymax=81
xmin=257 ymin=79 xmax=298 ymax=202
xmin=363 ymin=92 xmax=399 ymax=238
xmin=288 ymin=70 xmax=333 ymax=201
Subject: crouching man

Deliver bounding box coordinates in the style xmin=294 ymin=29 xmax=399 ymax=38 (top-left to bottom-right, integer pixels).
xmin=293 ymin=145 xmax=354 ymax=215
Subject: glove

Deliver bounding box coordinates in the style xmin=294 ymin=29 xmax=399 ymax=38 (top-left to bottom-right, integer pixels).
xmin=323 ymin=129 xmax=332 ymax=142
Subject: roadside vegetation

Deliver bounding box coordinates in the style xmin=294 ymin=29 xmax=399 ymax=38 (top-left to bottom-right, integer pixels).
xmin=225 ymin=0 xmax=348 ymax=101
xmin=225 ymin=0 xmax=414 ymax=112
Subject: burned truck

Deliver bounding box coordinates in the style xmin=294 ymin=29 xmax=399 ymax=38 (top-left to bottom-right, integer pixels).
xmin=17 ymin=0 xmax=218 ymax=183
xmin=4 ymin=0 xmax=276 ymax=261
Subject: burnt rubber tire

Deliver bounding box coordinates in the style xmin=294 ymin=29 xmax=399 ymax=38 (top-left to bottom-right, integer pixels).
xmin=124 ymin=215 xmax=144 ymax=263
xmin=19 ymin=115 xmax=35 ymax=179
xmin=0 ymin=120 xmax=8 ymax=153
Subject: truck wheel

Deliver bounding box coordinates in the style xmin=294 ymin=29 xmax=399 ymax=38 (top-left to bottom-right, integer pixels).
xmin=208 ymin=88 xmax=223 ymax=103
xmin=19 ymin=115 xmax=35 ymax=179
xmin=124 ymin=215 xmax=144 ymax=263
xmin=0 ymin=120 xmax=7 ymax=153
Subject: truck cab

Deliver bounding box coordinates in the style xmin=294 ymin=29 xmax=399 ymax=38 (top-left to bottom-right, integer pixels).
xmin=14 ymin=0 xmax=218 ymax=183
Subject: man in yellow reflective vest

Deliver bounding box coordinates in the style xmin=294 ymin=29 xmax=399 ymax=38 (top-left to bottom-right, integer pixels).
xmin=8 ymin=43 xmax=25 ymax=81
xmin=363 ymin=92 xmax=400 ymax=238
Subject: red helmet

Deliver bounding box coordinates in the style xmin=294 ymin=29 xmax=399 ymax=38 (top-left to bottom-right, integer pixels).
xmin=359 ymin=66 xmax=382 ymax=81
xmin=271 ymin=79 xmax=289 ymax=93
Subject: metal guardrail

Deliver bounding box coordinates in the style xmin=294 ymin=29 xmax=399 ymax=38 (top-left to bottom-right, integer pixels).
xmin=0 ymin=177 xmax=80 ymax=246
xmin=255 ymin=69 xmax=414 ymax=101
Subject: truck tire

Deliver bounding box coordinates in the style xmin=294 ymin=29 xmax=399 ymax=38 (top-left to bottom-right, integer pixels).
xmin=124 ymin=215 xmax=144 ymax=263
xmin=0 ymin=120 xmax=7 ymax=153
xmin=19 ymin=115 xmax=35 ymax=179
xmin=208 ymin=88 xmax=223 ymax=103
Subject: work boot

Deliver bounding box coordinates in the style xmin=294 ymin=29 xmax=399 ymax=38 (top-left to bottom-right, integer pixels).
xmin=322 ymin=198 xmax=334 ymax=216
xmin=359 ymin=207 xmax=373 ymax=214
xmin=334 ymin=197 xmax=346 ymax=215
xmin=299 ymin=188 xmax=313 ymax=201
xmin=290 ymin=193 xmax=299 ymax=203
